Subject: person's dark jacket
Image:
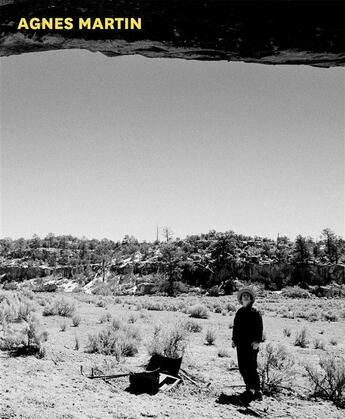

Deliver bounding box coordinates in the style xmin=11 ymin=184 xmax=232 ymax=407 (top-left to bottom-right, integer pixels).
xmin=232 ymin=304 xmax=263 ymax=346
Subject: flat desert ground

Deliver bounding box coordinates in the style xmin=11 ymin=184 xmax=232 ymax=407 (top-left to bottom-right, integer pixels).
xmin=1 ymin=290 xmax=345 ymax=419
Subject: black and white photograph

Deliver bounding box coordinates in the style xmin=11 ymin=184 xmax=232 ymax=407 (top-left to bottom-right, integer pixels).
xmin=0 ymin=1 xmax=344 ymax=418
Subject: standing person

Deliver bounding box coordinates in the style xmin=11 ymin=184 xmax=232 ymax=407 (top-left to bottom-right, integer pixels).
xmin=232 ymin=287 xmax=263 ymax=403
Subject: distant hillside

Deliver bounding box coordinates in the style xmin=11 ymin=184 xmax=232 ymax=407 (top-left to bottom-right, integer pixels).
xmin=0 ymin=229 xmax=344 ymax=292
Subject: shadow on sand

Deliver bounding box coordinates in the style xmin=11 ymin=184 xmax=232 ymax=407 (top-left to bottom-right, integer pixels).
xmin=216 ymin=393 xmax=263 ymax=417
xmin=216 ymin=392 xmax=248 ymax=406
xmin=124 ymin=385 xmax=159 ymax=396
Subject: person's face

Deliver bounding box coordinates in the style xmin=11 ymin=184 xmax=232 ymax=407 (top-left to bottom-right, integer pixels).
xmin=241 ymin=292 xmax=252 ymax=306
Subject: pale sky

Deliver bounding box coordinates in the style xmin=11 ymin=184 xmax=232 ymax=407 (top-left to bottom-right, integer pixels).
xmin=0 ymin=50 xmax=344 ymax=242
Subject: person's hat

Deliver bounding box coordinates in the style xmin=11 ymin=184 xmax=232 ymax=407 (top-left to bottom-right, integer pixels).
xmin=237 ymin=287 xmax=256 ymax=303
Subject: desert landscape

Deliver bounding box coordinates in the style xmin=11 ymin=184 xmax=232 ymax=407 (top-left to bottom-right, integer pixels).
xmin=1 ymin=279 xmax=345 ymax=418
xmin=1 ymin=1 xmax=344 ymax=417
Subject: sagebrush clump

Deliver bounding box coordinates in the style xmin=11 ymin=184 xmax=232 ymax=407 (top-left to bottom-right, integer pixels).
xmin=86 ymin=323 xmax=141 ymax=360
xmin=205 ymin=328 xmax=217 ymax=345
xmin=0 ymin=315 xmax=48 ymax=357
xmin=0 ymin=293 xmax=35 ymax=324
xmin=146 ymin=324 xmax=188 ymax=358
xmin=258 ymin=342 xmax=296 ymax=395
xmin=42 ymin=298 xmax=75 ymax=317
xmin=72 ymin=313 xmax=81 ymax=327
xmin=189 ymin=304 xmax=209 ymax=319
xmin=304 ymin=354 xmax=345 ymax=407
xmin=294 ymin=327 xmax=309 ymax=348
xmin=313 ymin=338 xmax=325 ymax=350
xmin=183 ymin=320 xmax=202 ymax=333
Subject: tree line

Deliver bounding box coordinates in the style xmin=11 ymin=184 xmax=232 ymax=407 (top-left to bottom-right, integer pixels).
xmin=0 ymin=229 xmax=344 ymax=291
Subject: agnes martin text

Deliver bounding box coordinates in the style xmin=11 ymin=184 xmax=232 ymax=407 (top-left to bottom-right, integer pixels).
xmin=17 ymin=17 xmax=142 ymax=30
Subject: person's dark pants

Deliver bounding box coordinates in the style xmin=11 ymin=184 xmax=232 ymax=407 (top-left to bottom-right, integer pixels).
xmin=236 ymin=344 xmax=260 ymax=391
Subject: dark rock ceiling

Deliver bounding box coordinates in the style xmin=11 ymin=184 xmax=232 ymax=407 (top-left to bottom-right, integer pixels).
xmin=0 ymin=1 xmax=344 ymax=67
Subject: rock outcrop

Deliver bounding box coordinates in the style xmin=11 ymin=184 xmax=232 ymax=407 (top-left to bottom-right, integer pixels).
xmin=0 ymin=1 xmax=344 ymax=66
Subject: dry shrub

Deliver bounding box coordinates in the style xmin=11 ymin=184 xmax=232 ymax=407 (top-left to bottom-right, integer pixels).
xmin=60 ymin=321 xmax=67 ymax=332
xmin=86 ymin=324 xmax=140 ymax=360
xmin=294 ymin=327 xmax=309 ymax=348
xmin=35 ymin=296 xmax=48 ymax=306
xmin=0 ymin=315 xmax=48 ymax=357
xmin=225 ymin=303 xmax=236 ymax=313
xmin=96 ymin=298 xmax=107 ymax=307
xmin=304 ymin=354 xmax=345 ymax=407
xmin=3 ymin=282 xmax=18 ymax=291
xmin=17 ymin=301 xmax=36 ymax=321
xmin=143 ymin=301 xmax=164 ymax=311
xmin=314 ymin=338 xmax=326 ymax=350
xmin=306 ymin=311 xmax=320 ymax=322
xmin=92 ymin=283 xmax=113 ymax=296
xmin=283 ymin=327 xmax=291 ymax=337
xmin=42 ymin=302 xmax=56 ymax=316
xmin=183 ymin=320 xmax=202 ymax=333
xmin=329 ymin=338 xmax=338 ymax=346
xmin=146 ymin=325 xmax=164 ymax=356
xmin=31 ymin=279 xmax=57 ymax=293
xmin=0 ymin=300 xmax=17 ymax=324
xmin=99 ymin=313 xmax=112 ymax=324
xmin=208 ymin=286 xmax=220 ymax=297
xmin=120 ymin=326 xmax=141 ymax=356
xmin=86 ymin=328 xmax=119 ymax=357
xmin=281 ymin=308 xmax=294 ymax=319
xmin=0 ymin=294 xmax=35 ymax=324
xmin=258 ymin=342 xmax=296 ymax=395
xmin=72 ymin=313 xmax=81 ymax=327
xmin=205 ymin=328 xmax=217 ymax=345
xmin=56 ymin=299 xmax=76 ymax=317
xmin=146 ymin=324 xmax=188 ymax=359
xmin=42 ymin=298 xmax=75 ymax=317
xmin=189 ymin=304 xmax=209 ymax=319
xmin=218 ymin=348 xmax=231 ymax=358
xmin=282 ymin=286 xmax=311 ymax=299
xmin=163 ymin=327 xmax=188 ymax=358
xmin=322 ymin=311 xmax=339 ymax=322
xmin=0 ymin=327 xmax=24 ymax=351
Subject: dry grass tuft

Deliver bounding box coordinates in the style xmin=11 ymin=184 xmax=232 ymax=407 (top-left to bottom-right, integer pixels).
xmin=182 ymin=320 xmax=203 ymax=333
xmin=189 ymin=304 xmax=209 ymax=319
xmin=205 ymin=328 xmax=217 ymax=345
xmin=294 ymin=327 xmax=309 ymax=348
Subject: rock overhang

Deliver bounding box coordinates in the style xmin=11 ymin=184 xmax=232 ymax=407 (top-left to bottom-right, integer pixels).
xmin=0 ymin=0 xmax=344 ymax=67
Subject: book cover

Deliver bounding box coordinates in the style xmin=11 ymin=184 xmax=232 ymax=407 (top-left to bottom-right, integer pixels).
xmin=0 ymin=1 xmax=344 ymax=418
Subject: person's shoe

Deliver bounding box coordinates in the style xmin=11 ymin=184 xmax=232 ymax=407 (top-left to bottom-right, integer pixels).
xmin=253 ymin=390 xmax=263 ymax=401
xmin=240 ymin=390 xmax=254 ymax=405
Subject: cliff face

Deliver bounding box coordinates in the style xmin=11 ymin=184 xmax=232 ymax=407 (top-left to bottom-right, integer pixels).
xmin=0 ymin=1 xmax=344 ymax=67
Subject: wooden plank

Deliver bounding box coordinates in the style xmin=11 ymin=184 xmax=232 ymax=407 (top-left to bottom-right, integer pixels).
xmin=88 ymin=373 xmax=130 ymax=380
xmin=179 ymin=370 xmax=200 ymax=387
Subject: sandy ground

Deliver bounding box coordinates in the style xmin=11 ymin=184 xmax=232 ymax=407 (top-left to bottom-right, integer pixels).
xmin=1 ymin=291 xmax=345 ymax=418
